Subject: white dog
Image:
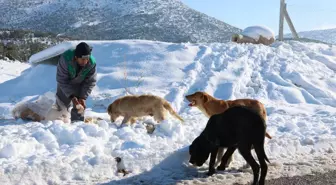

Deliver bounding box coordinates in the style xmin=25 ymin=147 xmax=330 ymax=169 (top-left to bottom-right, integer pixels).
xmin=11 ymin=92 xmax=74 ymax=123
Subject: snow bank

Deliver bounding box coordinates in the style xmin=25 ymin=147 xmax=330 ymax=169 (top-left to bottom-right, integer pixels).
xmin=0 ymin=60 xmax=30 ymax=83
xmin=0 ymin=40 xmax=335 ymax=185
xmin=28 ymin=41 xmax=79 ymax=64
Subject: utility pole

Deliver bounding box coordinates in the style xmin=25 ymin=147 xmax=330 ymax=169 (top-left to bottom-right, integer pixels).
xmin=278 ymin=0 xmax=285 ymax=41
xmin=278 ymin=0 xmax=299 ymax=41
xmin=284 ymin=4 xmax=299 ymax=39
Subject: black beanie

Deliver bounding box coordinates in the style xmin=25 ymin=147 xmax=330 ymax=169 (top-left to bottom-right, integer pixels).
xmin=75 ymin=42 xmax=92 ymax=58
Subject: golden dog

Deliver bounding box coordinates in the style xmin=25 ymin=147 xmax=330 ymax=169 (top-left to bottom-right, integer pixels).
xmin=185 ymin=91 xmax=272 ymax=168
xmin=107 ymin=94 xmax=184 ymax=125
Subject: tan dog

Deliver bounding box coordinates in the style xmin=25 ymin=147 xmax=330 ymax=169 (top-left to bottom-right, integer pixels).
xmin=185 ymin=91 xmax=272 ymax=168
xmin=107 ymin=94 xmax=184 ymax=126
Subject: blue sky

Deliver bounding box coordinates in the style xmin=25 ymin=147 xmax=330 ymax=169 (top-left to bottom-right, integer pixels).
xmin=181 ymin=0 xmax=336 ymax=34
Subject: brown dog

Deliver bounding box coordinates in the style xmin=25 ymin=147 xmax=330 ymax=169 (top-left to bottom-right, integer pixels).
xmin=185 ymin=91 xmax=271 ymax=138
xmin=107 ymin=94 xmax=184 ymax=126
xmin=185 ymin=91 xmax=272 ymax=168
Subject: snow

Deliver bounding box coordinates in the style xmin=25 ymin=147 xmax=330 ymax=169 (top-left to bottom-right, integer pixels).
xmin=0 ymin=60 xmax=30 ymax=83
xmin=88 ymin=21 xmax=101 ymax=26
xmin=0 ymin=40 xmax=336 ymax=185
xmin=241 ymin=25 xmax=275 ymax=40
xmin=287 ymin=28 xmax=336 ymax=45
xmin=72 ymin=21 xmax=102 ymax=28
xmin=28 ymin=42 xmax=79 ymax=64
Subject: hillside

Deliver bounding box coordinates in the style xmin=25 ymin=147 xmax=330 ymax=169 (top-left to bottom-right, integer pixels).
xmin=284 ymin=28 xmax=336 ymax=45
xmin=0 ymin=29 xmax=72 ymax=62
xmin=0 ymin=0 xmax=241 ymax=43
xmin=298 ymin=28 xmax=336 ymax=44
xmin=0 ymin=40 xmax=335 ymax=184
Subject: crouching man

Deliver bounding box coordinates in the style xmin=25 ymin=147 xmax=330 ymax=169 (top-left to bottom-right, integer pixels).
xmin=56 ymin=42 xmax=97 ymax=122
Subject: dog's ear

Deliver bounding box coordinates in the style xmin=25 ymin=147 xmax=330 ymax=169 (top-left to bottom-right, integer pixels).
xmin=107 ymin=104 xmax=112 ymax=115
xmin=202 ymin=94 xmax=209 ymax=104
xmin=189 ymin=145 xmax=192 ymax=155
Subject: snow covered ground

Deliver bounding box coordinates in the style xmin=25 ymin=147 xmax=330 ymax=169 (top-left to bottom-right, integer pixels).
xmin=0 ymin=60 xmax=30 ymax=84
xmin=0 ymin=40 xmax=335 ymax=185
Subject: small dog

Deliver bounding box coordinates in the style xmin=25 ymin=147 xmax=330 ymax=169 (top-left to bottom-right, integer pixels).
xmin=107 ymin=94 xmax=184 ymax=126
xmin=189 ymin=106 xmax=270 ymax=185
xmin=115 ymin=157 xmax=130 ymax=176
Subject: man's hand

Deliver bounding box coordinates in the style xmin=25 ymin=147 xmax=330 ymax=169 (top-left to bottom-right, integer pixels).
xmin=72 ymin=97 xmax=80 ymax=106
xmin=71 ymin=97 xmax=86 ymax=109
xmin=78 ymin=98 xmax=86 ymax=109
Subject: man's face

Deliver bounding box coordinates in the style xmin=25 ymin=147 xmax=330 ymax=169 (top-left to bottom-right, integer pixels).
xmin=76 ymin=57 xmax=89 ymax=67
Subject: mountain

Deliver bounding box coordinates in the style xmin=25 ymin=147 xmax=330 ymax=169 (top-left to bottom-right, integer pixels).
xmin=284 ymin=28 xmax=336 ymax=45
xmin=0 ymin=0 xmax=241 ymax=43
xmin=298 ymin=28 xmax=336 ymax=44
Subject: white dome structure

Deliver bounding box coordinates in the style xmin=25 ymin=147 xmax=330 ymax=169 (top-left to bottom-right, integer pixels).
xmin=232 ymin=25 xmax=275 ymax=45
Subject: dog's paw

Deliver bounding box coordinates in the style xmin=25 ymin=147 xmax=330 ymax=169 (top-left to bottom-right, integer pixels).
xmin=216 ymin=164 xmax=226 ymax=171
xmin=207 ymin=168 xmax=216 ymax=176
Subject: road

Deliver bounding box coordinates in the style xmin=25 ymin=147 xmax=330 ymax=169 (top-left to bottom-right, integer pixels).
xmin=235 ymin=170 xmax=336 ymax=185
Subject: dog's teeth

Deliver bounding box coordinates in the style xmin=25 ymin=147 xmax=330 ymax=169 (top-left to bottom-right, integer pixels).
xmin=188 ymin=101 xmax=196 ymax=106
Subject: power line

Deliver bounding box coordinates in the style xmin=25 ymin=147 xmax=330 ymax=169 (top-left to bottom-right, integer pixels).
xmin=287 ymin=4 xmax=336 ymax=13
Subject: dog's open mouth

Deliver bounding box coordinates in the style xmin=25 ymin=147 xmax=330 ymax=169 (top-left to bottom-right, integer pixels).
xmin=188 ymin=100 xmax=196 ymax=107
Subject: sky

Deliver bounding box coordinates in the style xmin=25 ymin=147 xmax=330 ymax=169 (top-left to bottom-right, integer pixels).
xmin=181 ymin=0 xmax=336 ymax=34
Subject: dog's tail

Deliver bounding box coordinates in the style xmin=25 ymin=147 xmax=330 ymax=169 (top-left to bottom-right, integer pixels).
xmin=163 ymin=101 xmax=184 ymax=123
xmin=263 ymin=146 xmax=270 ymax=163
xmin=255 ymin=128 xmax=271 ymax=164
xmin=254 ymin=141 xmax=270 ymax=164
xmin=265 ymin=132 xmax=272 ymax=139
xmin=107 ymin=104 xmax=112 ymax=115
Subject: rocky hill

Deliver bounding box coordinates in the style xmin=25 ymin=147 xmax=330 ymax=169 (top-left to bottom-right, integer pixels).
xmin=0 ymin=0 xmax=241 ymax=43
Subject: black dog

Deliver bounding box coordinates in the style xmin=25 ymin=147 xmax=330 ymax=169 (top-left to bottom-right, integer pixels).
xmin=189 ymin=106 xmax=270 ymax=185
